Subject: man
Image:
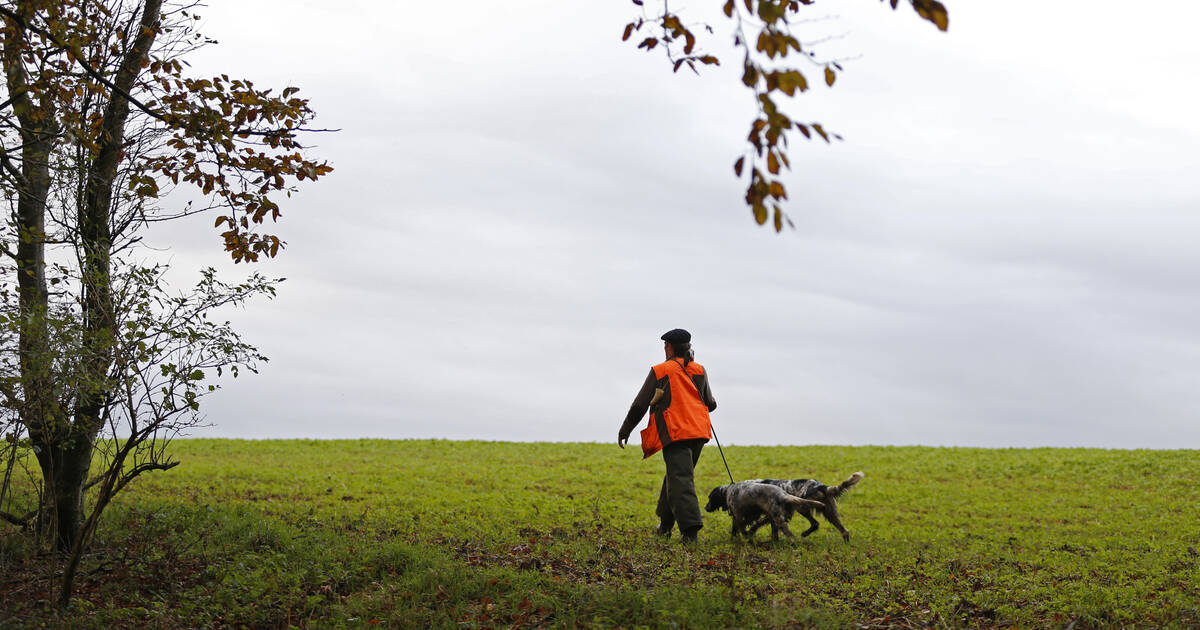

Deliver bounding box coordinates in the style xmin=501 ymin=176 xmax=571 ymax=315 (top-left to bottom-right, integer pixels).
xmin=618 ymin=328 xmax=718 ymax=544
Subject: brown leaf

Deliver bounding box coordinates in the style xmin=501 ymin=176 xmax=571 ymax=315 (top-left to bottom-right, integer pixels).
xmin=825 ymin=66 xmax=836 ymax=86
xmin=734 ymin=156 xmax=745 ymax=176
xmin=767 ymin=152 xmax=780 ymax=175
xmin=752 ymin=203 xmax=768 ymax=225
xmin=723 ymin=0 xmax=735 ymax=17
xmin=637 ymin=37 xmax=659 ymax=50
xmin=622 ymin=23 xmax=635 ymax=41
xmin=742 ymin=63 xmax=758 ymax=87
xmin=912 ymin=0 xmax=949 ymax=31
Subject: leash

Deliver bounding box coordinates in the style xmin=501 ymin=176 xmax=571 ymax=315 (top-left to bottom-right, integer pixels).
xmin=710 ymin=423 xmax=735 ymax=484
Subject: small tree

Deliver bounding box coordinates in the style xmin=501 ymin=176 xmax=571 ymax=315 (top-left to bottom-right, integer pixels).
xmin=0 ymin=0 xmax=330 ymax=606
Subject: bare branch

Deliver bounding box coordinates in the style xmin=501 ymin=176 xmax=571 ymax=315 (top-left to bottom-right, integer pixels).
xmin=0 ymin=507 xmax=35 ymax=527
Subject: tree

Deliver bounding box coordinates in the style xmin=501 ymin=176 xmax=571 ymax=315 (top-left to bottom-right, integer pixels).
xmin=622 ymin=0 xmax=949 ymax=230
xmin=0 ymin=0 xmax=330 ymax=606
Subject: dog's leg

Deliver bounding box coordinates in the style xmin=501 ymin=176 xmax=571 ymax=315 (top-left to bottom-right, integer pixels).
xmin=732 ymin=513 xmax=752 ymax=539
xmin=765 ymin=506 xmax=794 ymax=541
xmin=746 ymin=515 xmax=770 ymax=537
xmin=799 ymin=507 xmax=820 ymax=537
xmin=773 ymin=514 xmax=795 ymax=540
xmin=822 ymin=501 xmax=850 ymax=542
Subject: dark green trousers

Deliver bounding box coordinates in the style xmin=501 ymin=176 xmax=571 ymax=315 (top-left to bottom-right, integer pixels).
xmin=655 ymin=439 xmax=705 ymax=533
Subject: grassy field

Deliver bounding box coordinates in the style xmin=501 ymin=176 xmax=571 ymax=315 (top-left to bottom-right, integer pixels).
xmin=2 ymin=439 xmax=1199 ymax=628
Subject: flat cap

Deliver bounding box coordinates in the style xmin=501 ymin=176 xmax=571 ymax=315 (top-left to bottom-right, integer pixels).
xmin=660 ymin=328 xmax=691 ymax=344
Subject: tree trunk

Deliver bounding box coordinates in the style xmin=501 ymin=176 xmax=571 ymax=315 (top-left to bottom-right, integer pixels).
xmin=34 ymin=439 xmax=93 ymax=552
xmin=4 ymin=0 xmax=161 ymax=568
xmin=4 ymin=0 xmax=60 ymax=548
xmin=58 ymin=0 xmax=162 ymax=566
xmin=74 ymin=0 xmax=162 ymax=446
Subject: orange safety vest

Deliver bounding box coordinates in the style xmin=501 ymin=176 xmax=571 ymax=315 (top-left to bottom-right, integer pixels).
xmin=639 ymin=358 xmax=712 ymax=459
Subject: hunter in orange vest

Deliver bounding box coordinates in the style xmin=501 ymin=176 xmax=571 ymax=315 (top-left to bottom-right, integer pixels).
xmin=618 ymin=329 xmax=718 ymax=543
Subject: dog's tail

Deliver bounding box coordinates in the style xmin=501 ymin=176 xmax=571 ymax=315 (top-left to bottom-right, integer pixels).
xmin=825 ymin=471 xmax=864 ymax=499
xmin=783 ymin=495 xmax=826 ymax=509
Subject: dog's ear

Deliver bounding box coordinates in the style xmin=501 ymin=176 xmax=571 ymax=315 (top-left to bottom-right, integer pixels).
xmin=704 ymin=486 xmax=726 ymax=512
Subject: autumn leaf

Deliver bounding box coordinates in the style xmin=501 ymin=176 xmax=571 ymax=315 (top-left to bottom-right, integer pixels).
xmin=912 ymin=0 xmax=950 ymax=31
xmin=825 ymin=67 xmax=836 ymax=87
xmin=742 ymin=64 xmax=758 ymax=87
xmin=752 ymin=203 xmax=768 ymax=225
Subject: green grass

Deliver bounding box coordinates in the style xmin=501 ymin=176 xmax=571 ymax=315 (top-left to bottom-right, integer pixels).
xmin=2 ymin=439 xmax=1199 ymax=628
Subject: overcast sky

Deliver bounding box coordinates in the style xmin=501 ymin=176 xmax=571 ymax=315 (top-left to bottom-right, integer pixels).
xmin=148 ymin=0 xmax=1200 ymax=448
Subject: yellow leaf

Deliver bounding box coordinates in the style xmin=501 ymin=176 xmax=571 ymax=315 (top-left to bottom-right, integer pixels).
xmin=753 ymin=203 xmax=768 ymax=225
xmin=767 ymin=152 xmax=780 ymax=175
xmin=931 ymin=8 xmax=949 ymax=31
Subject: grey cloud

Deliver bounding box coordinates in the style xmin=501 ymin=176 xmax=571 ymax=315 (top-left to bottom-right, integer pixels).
xmin=146 ymin=1 xmax=1200 ymax=449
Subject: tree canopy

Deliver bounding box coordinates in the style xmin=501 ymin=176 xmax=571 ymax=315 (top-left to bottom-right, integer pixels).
xmin=0 ymin=0 xmax=331 ymax=606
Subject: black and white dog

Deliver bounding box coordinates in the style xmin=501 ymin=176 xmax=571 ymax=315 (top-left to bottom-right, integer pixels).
xmin=703 ymin=481 xmax=826 ymax=541
xmin=746 ymin=472 xmax=865 ymax=541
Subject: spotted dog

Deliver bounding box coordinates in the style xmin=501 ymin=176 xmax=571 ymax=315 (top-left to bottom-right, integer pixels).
xmin=703 ymin=481 xmax=826 ymax=541
xmin=745 ymin=472 xmax=865 ymax=542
